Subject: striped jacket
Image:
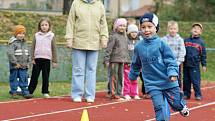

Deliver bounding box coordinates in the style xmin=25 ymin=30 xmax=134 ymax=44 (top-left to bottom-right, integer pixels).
xmin=7 ymin=37 xmax=30 ymax=68
xmin=183 ymin=36 xmax=206 ymax=67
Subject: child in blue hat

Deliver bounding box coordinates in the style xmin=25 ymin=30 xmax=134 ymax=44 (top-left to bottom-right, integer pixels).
xmin=129 ymin=13 xmax=189 ymax=120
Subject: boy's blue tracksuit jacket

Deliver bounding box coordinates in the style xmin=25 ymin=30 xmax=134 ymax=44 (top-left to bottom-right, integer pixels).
xmin=183 ymin=36 xmax=206 ymax=67
xmin=129 ymin=35 xmax=179 ymax=93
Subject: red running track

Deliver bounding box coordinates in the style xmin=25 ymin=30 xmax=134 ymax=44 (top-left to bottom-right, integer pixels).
xmin=0 ymin=84 xmax=215 ymax=121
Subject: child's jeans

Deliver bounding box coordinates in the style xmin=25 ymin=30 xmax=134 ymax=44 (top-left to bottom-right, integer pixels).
xmin=149 ymin=87 xmax=186 ymax=121
xmin=9 ymin=65 xmax=29 ymax=95
xmin=123 ymin=64 xmax=138 ymax=96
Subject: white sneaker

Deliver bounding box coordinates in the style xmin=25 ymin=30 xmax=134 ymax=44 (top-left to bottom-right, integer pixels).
xmin=134 ymin=95 xmax=141 ymax=100
xmin=43 ymin=94 xmax=50 ymax=98
xmin=124 ymin=95 xmax=131 ymax=100
xmin=73 ymin=98 xmax=82 ymax=102
xmin=180 ymin=105 xmax=189 ymax=117
xmin=86 ymin=98 xmax=94 ymax=103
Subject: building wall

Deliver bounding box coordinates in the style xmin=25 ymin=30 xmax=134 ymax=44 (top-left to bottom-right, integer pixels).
xmin=0 ymin=0 xmax=27 ymax=8
xmin=0 ymin=0 xmax=63 ymax=11
xmin=106 ymin=0 xmax=154 ymax=18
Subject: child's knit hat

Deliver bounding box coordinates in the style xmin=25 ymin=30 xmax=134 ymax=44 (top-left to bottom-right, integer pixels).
xmin=127 ymin=24 xmax=138 ymax=34
xmin=14 ymin=25 xmax=26 ymax=36
xmin=139 ymin=13 xmax=159 ymax=32
xmin=113 ymin=18 xmax=127 ymax=32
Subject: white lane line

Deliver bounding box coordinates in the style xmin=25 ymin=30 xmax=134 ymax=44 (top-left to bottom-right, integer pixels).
xmin=201 ymin=85 xmax=215 ymax=90
xmin=1 ymin=86 xmax=214 ymax=104
xmin=145 ymin=101 xmax=215 ymax=121
xmin=2 ymin=100 xmax=129 ymax=121
xmin=0 ymin=95 xmax=68 ymax=104
xmin=0 ymin=91 xmax=106 ymax=104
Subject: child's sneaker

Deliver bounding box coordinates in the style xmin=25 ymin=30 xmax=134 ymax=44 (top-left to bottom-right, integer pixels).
xmin=43 ymin=93 xmax=50 ymax=98
xmin=124 ymin=95 xmax=131 ymax=100
xmin=134 ymin=95 xmax=141 ymax=100
xmin=195 ymin=96 xmax=202 ymax=101
xmin=105 ymin=93 xmax=111 ymax=98
xmin=23 ymin=94 xmax=33 ymax=99
xmin=86 ymin=98 xmax=94 ymax=103
xmin=180 ymin=105 xmax=190 ymax=117
xmin=143 ymin=94 xmax=151 ymax=99
xmin=73 ymin=98 xmax=82 ymax=102
xmin=11 ymin=93 xmax=19 ymax=99
xmin=112 ymin=95 xmax=121 ymax=99
xmin=183 ymin=95 xmax=190 ymax=100
xmin=17 ymin=91 xmax=23 ymax=96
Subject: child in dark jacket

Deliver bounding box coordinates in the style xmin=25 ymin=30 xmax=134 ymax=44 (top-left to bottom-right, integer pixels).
xmin=104 ymin=18 xmax=130 ymax=99
xmin=129 ymin=13 xmax=189 ymax=120
xmin=7 ymin=25 xmax=33 ymax=99
xmin=183 ymin=23 xmax=207 ymax=101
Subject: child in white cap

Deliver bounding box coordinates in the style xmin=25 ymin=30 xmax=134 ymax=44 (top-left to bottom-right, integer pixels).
xmin=123 ymin=24 xmax=141 ymax=100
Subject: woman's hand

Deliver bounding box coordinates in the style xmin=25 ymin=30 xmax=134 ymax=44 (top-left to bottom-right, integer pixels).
xmin=52 ymin=63 xmax=58 ymax=68
xmin=66 ymin=39 xmax=73 ymax=48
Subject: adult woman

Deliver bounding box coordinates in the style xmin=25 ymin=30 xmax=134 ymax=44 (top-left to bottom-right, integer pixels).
xmin=65 ymin=0 xmax=108 ymax=103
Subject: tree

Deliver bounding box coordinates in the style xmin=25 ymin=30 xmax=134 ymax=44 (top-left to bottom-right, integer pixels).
xmin=174 ymin=0 xmax=215 ymax=21
xmin=155 ymin=0 xmax=215 ymax=21
xmin=63 ymin=0 xmax=74 ymax=15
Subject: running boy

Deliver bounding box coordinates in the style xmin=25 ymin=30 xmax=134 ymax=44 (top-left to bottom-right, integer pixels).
xmin=129 ymin=13 xmax=189 ymax=120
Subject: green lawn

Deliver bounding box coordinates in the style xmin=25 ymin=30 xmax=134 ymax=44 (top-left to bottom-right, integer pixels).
xmin=0 ymin=81 xmax=107 ymax=102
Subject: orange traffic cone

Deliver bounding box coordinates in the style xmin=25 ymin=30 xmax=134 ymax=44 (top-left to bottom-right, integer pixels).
xmin=80 ymin=109 xmax=89 ymax=121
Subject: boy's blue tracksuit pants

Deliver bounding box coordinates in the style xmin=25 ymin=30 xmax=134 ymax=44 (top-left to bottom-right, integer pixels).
xmin=149 ymin=87 xmax=186 ymax=121
xmin=183 ymin=66 xmax=201 ymax=98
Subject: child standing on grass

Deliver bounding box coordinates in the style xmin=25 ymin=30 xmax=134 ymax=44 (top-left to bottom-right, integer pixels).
xmin=28 ymin=17 xmax=58 ymax=98
xmin=104 ymin=18 xmax=130 ymax=99
xmin=161 ymin=21 xmax=186 ymax=88
xmin=7 ymin=25 xmax=33 ymax=99
xmin=129 ymin=13 xmax=189 ymax=120
xmin=123 ymin=24 xmax=141 ymax=100
xmin=183 ymin=23 xmax=206 ymax=101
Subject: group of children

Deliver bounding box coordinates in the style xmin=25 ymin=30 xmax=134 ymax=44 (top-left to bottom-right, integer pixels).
xmin=7 ymin=12 xmax=207 ymax=120
xmin=104 ymin=13 xmax=207 ymax=120
xmin=7 ymin=17 xmax=57 ymax=99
